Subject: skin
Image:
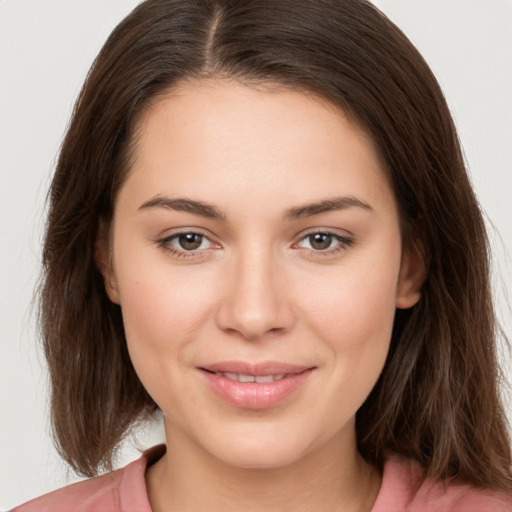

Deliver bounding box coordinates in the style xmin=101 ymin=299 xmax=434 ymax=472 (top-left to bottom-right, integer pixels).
xmin=98 ymin=79 xmax=425 ymax=511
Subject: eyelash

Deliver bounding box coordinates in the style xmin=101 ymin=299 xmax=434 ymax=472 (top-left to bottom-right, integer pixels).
xmin=156 ymin=231 xmax=217 ymax=260
xmin=155 ymin=230 xmax=354 ymax=260
xmin=293 ymin=231 xmax=354 ymax=258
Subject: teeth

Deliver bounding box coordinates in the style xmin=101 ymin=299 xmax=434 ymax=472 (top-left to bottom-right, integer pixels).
xmin=255 ymin=375 xmax=273 ymax=383
xmin=214 ymin=372 xmax=287 ymax=383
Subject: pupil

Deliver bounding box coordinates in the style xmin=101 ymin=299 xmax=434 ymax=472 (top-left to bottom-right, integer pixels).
xmin=179 ymin=233 xmax=202 ymax=250
xmin=310 ymin=233 xmax=332 ymax=250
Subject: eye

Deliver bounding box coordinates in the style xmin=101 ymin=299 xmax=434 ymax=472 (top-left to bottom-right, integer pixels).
xmin=172 ymin=233 xmax=210 ymax=251
xmin=156 ymin=231 xmax=219 ymax=258
xmin=303 ymin=233 xmax=335 ymax=251
xmin=295 ymin=231 xmax=353 ymax=253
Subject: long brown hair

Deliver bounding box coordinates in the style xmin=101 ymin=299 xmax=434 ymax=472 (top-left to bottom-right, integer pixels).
xmin=39 ymin=0 xmax=512 ymax=489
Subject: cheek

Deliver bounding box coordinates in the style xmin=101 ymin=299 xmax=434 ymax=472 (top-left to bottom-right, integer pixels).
xmin=112 ymin=250 xmax=217 ymax=396
xmin=114 ymin=235 xmax=216 ymax=337
xmin=302 ymin=256 xmax=399 ymax=345
xmin=297 ymin=251 xmax=400 ymax=401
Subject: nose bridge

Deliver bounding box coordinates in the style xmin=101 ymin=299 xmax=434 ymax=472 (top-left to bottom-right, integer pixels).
xmin=217 ymin=243 xmax=292 ymax=340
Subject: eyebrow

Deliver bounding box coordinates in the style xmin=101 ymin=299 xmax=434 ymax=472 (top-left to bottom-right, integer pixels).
xmin=138 ymin=196 xmax=226 ymax=220
xmin=138 ymin=195 xmax=373 ymax=221
xmin=282 ymin=196 xmax=373 ymax=220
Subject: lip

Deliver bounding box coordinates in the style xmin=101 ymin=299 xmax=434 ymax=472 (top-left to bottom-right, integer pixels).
xmin=201 ymin=361 xmax=311 ymax=376
xmin=199 ymin=361 xmax=315 ymax=410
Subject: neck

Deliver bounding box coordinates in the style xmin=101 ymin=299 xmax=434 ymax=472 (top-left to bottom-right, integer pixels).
xmin=146 ymin=422 xmax=381 ymax=512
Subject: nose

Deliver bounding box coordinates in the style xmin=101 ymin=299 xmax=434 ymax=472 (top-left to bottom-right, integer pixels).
xmin=216 ymin=247 xmax=295 ymax=341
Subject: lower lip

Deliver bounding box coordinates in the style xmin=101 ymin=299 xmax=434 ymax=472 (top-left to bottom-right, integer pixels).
xmin=200 ymin=369 xmax=313 ymax=410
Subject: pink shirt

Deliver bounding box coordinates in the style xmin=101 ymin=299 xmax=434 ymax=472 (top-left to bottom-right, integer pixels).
xmin=13 ymin=445 xmax=512 ymax=511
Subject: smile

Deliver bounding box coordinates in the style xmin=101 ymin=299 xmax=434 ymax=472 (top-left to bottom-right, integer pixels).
xmin=199 ymin=362 xmax=314 ymax=410
xmin=213 ymin=372 xmax=286 ymax=383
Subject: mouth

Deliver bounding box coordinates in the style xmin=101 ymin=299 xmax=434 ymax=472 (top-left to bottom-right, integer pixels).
xmin=206 ymin=372 xmax=288 ymax=383
xmin=198 ymin=361 xmax=315 ymax=410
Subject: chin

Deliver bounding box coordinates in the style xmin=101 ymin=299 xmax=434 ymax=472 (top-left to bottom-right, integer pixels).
xmin=193 ymin=421 xmax=333 ymax=471
xmin=212 ymin=442 xmax=310 ymax=470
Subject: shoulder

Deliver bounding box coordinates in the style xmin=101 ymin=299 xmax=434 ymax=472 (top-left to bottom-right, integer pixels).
xmin=12 ymin=445 xmax=165 ymax=512
xmin=372 ymin=453 xmax=512 ymax=512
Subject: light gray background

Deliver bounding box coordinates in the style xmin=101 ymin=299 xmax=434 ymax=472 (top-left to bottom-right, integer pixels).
xmin=1 ymin=1 xmax=511 ymax=509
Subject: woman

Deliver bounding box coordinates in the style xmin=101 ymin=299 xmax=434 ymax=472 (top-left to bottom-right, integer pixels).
xmin=14 ymin=0 xmax=512 ymax=510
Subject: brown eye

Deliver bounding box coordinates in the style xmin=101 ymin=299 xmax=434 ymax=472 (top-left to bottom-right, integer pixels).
xmin=295 ymin=231 xmax=353 ymax=254
xmin=178 ymin=233 xmax=203 ymax=250
xmin=308 ymin=233 xmax=333 ymax=250
xmin=157 ymin=231 xmax=218 ymax=258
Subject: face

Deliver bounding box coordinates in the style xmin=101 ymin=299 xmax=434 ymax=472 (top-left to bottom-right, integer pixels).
xmin=100 ymin=80 xmax=423 ymax=469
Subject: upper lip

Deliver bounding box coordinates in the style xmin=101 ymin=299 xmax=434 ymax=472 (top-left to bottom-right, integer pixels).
xmin=200 ymin=361 xmax=314 ymax=376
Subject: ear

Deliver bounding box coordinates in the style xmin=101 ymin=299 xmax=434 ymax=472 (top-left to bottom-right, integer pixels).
xmin=396 ymin=239 xmax=427 ymax=309
xmin=94 ymin=219 xmax=120 ymax=304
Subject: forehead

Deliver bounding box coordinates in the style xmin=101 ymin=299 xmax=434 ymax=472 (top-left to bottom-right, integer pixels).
xmin=121 ymin=79 xmax=393 ymax=216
